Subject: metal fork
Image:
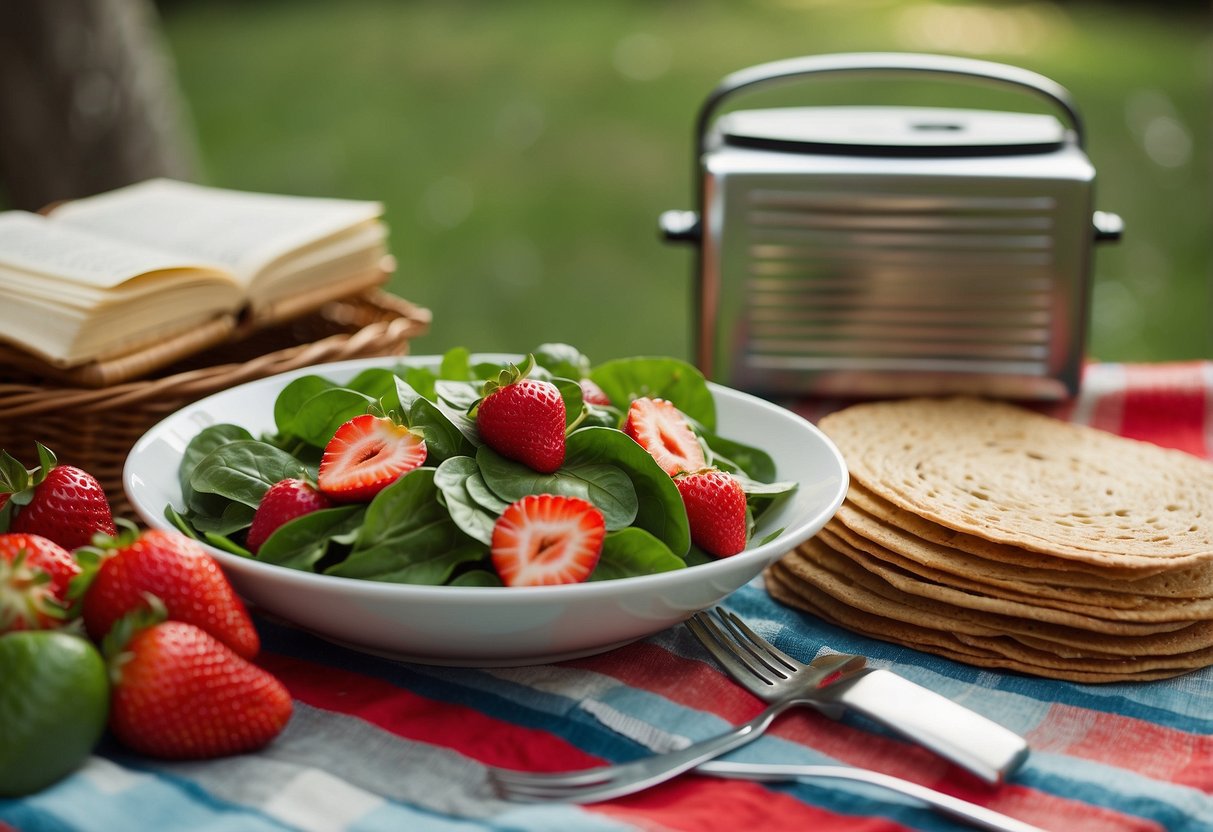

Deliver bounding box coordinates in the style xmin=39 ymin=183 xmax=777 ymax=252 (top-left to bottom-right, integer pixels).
xmin=487 ymin=652 xmax=867 ymax=805
xmin=687 ymin=608 xmax=1030 ymax=784
xmin=489 ymin=754 xmax=1046 ymax=832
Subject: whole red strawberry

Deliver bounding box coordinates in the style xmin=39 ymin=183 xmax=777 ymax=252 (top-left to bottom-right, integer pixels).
xmin=0 ymin=533 xmax=80 ymax=631
xmin=106 ymin=615 xmax=291 ymax=760
xmin=246 ymin=478 xmax=333 ymax=553
xmin=475 ymin=356 xmax=566 ymax=474
xmin=317 ymin=414 xmax=427 ymax=503
xmin=0 ymin=444 xmax=115 ymax=551
xmin=578 ymin=378 xmax=612 ymax=407
xmin=491 ymin=494 xmax=605 ymax=586
xmin=623 ymin=398 xmax=706 ymax=477
xmin=80 ymin=525 xmax=259 ymax=658
xmin=675 ymin=469 xmax=748 ymax=558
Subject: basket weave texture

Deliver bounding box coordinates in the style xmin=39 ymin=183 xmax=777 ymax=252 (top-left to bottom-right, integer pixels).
xmin=0 ymin=290 xmax=431 ymax=518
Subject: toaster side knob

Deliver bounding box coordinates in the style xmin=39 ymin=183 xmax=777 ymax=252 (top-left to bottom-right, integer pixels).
xmin=1093 ymin=210 xmax=1124 ymax=243
xmin=659 ymin=209 xmax=701 ymax=243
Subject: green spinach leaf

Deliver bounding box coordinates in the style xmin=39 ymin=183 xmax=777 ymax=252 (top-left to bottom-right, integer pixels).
xmin=433 ymin=456 xmax=497 ymax=545
xmin=589 ymin=527 xmax=685 ymax=581
xmin=326 ymin=468 xmax=486 ymax=584
xmin=565 ymin=426 xmax=690 ymax=555
xmin=179 ymin=423 xmax=254 ymax=506
xmin=476 ymin=445 xmax=637 ymax=531
xmin=190 ymin=440 xmax=309 ymax=507
xmin=395 ymin=377 xmax=475 ymax=463
xmin=289 ymin=387 xmax=375 ymax=448
xmin=590 ymin=357 xmax=715 ymax=430
xmin=257 ymin=504 xmax=366 ymax=571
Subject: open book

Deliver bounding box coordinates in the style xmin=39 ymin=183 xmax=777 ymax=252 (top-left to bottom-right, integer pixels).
xmin=0 ymin=178 xmax=389 ymax=370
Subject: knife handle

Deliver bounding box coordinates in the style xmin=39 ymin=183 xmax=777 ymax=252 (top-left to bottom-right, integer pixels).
xmin=831 ymin=669 xmax=1030 ymax=784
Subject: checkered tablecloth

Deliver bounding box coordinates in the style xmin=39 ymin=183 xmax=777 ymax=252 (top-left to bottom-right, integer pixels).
xmin=4 ymin=361 xmax=1212 ymax=832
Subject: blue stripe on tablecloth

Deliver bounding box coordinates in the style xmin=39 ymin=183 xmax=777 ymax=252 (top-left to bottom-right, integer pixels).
xmin=0 ymin=756 xmax=296 ymax=832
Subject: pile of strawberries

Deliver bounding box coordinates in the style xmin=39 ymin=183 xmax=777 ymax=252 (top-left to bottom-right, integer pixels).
xmin=0 ymin=444 xmax=291 ymax=792
xmin=244 ymin=355 xmax=749 ymax=588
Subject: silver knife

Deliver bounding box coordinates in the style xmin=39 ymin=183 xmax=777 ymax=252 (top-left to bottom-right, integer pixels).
xmin=800 ymin=667 xmax=1029 ymax=784
xmin=699 ymin=759 xmax=1047 ymax=832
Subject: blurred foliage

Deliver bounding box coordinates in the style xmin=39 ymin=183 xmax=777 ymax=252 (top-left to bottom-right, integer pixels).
xmin=158 ymin=0 xmax=1211 ymax=365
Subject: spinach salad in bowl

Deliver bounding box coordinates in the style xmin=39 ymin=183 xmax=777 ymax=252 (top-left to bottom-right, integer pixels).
xmin=166 ymin=343 xmax=797 ymax=588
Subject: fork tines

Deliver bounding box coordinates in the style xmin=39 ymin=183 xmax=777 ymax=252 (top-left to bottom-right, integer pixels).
xmin=686 ymin=607 xmax=798 ymax=686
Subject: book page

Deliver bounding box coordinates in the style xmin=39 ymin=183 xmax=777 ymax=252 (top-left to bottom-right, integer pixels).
xmin=51 ymin=179 xmax=383 ymax=286
xmin=0 ymin=212 xmax=232 ymax=292
xmin=249 ymin=218 xmax=386 ymax=303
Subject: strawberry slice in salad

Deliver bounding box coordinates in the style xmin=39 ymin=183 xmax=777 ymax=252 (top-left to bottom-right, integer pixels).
xmin=623 ymin=397 xmax=707 ymax=477
xmin=318 ymin=414 xmax=427 ymax=503
xmin=491 ymin=494 xmax=606 ymax=586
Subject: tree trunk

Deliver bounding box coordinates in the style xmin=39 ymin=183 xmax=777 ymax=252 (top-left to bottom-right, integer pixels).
xmin=0 ymin=0 xmax=197 ymax=211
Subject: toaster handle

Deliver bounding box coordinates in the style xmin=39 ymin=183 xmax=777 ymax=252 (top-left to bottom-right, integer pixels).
xmin=663 ymin=52 xmax=1089 ymax=245
xmin=696 ymin=52 xmax=1086 ymax=159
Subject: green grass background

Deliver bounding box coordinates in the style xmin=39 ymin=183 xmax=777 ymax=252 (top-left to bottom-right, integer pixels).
xmin=160 ymin=0 xmax=1211 ymax=367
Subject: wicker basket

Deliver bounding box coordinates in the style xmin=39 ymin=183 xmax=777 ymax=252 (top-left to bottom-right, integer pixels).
xmin=0 ymin=290 xmax=431 ymax=518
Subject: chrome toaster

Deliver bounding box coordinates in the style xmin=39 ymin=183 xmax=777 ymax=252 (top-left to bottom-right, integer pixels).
xmin=660 ymin=52 xmax=1122 ymax=400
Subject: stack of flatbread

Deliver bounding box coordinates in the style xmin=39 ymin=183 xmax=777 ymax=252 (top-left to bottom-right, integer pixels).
xmin=767 ymin=397 xmax=1213 ymax=682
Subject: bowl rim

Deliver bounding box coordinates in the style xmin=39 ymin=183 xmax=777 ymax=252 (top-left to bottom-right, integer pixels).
xmin=123 ymin=353 xmax=849 ymax=602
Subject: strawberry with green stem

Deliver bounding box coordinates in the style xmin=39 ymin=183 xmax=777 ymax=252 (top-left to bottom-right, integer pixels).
xmin=0 ymin=444 xmax=116 ymax=551
xmin=0 ymin=533 xmax=80 ymax=632
xmin=103 ymin=598 xmax=291 ymax=760
xmin=475 ymin=355 xmax=576 ymax=474
xmin=77 ymin=522 xmax=259 ymax=659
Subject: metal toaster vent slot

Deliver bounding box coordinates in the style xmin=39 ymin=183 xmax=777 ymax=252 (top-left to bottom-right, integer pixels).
xmin=740 ymin=188 xmax=1059 ymax=374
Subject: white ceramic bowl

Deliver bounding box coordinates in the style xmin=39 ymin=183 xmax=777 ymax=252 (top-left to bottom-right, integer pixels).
xmin=123 ymin=355 xmax=848 ymax=666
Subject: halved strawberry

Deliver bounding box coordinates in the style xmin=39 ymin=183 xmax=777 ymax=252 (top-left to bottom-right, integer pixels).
xmin=622 ymin=397 xmax=706 ymax=477
xmin=317 ymin=414 xmax=427 ymax=503
xmin=0 ymin=533 xmax=80 ymax=631
xmin=246 ymin=478 xmax=333 ymax=553
xmin=490 ymin=494 xmax=605 ymax=586
xmin=475 ymin=357 xmax=566 ymax=474
xmin=675 ymin=469 xmax=748 ymax=558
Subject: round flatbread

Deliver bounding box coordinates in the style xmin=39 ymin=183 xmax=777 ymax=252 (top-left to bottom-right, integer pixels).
xmin=785 ymin=538 xmax=1199 ymax=639
xmin=837 ymin=490 xmax=1213 ymax=598
xmin=765 ymin=564 xmax=1201 ymax=683
xmin=820 ymin=516 xmax=1204 ymax=614
xmin=816 ymin=525 xmax=1213 ymax=623
xmin=818 ymin=397 xmax=1213 ymax=569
